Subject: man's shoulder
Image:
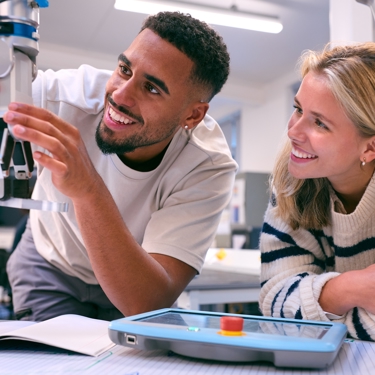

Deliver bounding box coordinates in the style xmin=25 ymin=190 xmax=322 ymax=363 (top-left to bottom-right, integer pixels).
xmin=188 ymin=114 xmax=237 ymax=166
xmin=37 ymin=64 xmax=113 ymax=83
xmin=33 ymin=65 xmax=113 ymax=114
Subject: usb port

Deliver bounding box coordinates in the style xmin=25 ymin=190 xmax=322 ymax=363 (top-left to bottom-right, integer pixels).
xmin=126 ymin=334 xmax=136 ymax=345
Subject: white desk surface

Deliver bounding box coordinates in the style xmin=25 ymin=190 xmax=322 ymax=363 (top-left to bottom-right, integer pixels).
xmin=0 ymin=248 xmax=373 ymax=373
xmin=0 ymin=226 xmax=16 ymax=251
xmin=202 ymin=248 xmax=261 ymax=275
xmin=0 ymin=338 xmax=374 ymax=374
xmin=178 ymin=248 xmax=261 ymax=310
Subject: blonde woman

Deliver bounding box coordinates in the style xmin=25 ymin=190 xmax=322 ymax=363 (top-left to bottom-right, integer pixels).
xmin=260 ymin=42 xmax=375 ymax=341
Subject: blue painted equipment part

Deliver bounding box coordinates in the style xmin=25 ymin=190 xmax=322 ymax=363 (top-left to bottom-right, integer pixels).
xmin=0 ymin=23 xmax=37 ymax=40
xmin=35 ymin=0 xmax=49 ymax=8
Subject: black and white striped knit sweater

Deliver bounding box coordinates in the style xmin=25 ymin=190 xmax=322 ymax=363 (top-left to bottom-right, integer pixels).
xmin=259 ymin=175 xmax=375 ymax=341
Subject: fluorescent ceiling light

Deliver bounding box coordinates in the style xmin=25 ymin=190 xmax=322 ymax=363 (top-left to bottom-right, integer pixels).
xmin=114 ymin=0 xmax=283 ymax=34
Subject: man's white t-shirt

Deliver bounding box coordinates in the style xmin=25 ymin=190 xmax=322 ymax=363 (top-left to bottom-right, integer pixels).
xmin=29 ymin=65 xmax=238 ymax=284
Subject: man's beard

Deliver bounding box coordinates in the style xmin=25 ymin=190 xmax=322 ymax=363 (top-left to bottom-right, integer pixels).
xmin=95 ymin=116 xmax=178 ymax=155
xmin=96 ymin=120 xmax=141 ymax=154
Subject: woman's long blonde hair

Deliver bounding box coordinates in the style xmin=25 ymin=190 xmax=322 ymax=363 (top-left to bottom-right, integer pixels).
xmin=272 ymin=42 xmax=375 ymax=230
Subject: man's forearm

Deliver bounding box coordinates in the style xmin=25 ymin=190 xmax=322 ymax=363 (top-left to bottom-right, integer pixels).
xmin=72 ymin=184 xmax=187 ymax=316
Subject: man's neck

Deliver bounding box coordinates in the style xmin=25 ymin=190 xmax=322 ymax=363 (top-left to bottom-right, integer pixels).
xmin=118 ymin=145 xmax=169 ymax=172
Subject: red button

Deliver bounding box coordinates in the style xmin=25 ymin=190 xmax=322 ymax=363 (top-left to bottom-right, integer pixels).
xmin=220 ymin=316 xmax=244 ymax=332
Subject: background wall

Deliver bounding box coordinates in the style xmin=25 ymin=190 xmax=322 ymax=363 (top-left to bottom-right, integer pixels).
xmin=1 ymin=0 xmax=374 ymax=231
xmin=31 ymin=0 xmax=337 ymax=176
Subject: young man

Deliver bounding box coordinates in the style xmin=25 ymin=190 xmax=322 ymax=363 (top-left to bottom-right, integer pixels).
xmin=5 ymin=12 xmax=237 ymax=321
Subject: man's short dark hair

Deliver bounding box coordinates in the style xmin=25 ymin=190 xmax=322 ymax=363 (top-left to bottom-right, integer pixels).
xmin=141 ymin=11 xmax=230 ymax=101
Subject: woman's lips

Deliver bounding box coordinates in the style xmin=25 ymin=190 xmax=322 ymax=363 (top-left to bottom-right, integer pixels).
xmin=291 ymin=146 xmax=317 ymax=159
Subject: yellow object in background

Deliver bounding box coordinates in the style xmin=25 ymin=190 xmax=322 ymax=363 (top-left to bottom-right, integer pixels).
xmin=215 ymin=248 xmax=227 ymax=260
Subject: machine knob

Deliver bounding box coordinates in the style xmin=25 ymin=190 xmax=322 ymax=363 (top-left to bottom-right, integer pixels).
xmin=219 ymin=316 xmax=244 ymax=336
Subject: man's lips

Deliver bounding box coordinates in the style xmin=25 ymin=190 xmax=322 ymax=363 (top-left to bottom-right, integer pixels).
xmin=108 ymin=106 xmax=135 ymax=125
xmin=103 ymin=107 xmax=136 ymax=131
xmin=107 ymin=95 xmax=144 ymax=124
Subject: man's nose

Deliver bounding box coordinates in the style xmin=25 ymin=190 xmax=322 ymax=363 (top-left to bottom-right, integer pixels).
xmin=112 ymin=79 xmax=137 ymax=108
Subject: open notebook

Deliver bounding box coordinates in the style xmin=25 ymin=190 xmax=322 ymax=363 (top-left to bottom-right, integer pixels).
xmin=0 ymin=314 xmax=115 ymax=356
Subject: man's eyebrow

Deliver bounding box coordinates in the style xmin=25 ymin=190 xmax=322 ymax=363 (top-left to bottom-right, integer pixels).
xmin=117 ymin=53 xmax=170 ymax=95
xmin=144 ymin=74 xmax=170 ymax=95
xmin=118 ymin=53 xmax=131 ymax=67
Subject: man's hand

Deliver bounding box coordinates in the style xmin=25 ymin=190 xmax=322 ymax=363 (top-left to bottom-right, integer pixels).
xmin=4 ymin=102 xmax=197 ymax=316
xmin=3 ymin=102 xmax=104 ymax=201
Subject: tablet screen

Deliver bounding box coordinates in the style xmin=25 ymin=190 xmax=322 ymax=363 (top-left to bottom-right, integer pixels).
xmin=138 ymin=312 xmax=330 ymax=339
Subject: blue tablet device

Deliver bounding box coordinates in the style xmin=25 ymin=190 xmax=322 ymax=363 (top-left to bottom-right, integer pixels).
xmin=108 ymin=308 xmax=347 ymax=368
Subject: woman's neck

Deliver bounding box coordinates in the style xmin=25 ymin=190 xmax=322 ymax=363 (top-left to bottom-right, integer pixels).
xmin=331 ymin=166 xmax=375 ymax=214
xmin=334 ymin=190 xmax=365 ymax=214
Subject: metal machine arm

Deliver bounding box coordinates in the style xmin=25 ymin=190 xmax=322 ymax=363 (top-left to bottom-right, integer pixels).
xmin=0 ymin=0 xmax=68 ymax=212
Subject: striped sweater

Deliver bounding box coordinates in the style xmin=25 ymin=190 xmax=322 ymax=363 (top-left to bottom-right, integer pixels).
xmin=259 ymin=175 xmax=375 ymax=341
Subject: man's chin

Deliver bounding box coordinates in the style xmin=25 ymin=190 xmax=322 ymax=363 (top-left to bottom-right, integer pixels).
xmin=96 ymin=124 xmax=116 ymax=154
xmin=95 ymin=127 xmax=137 ymax=155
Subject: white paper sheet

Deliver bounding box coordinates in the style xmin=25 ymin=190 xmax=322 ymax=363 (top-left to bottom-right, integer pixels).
xmin=0 ymin=320 xmax=35 ymax=335
xmin=0 ymin=314 xmax=115 ymax=356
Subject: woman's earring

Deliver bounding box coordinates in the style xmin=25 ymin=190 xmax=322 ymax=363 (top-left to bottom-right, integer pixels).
xmin=362 ymin=158 xmax=366 ymax=166
xmin=184 ymin=125 xmax=189 ymax=130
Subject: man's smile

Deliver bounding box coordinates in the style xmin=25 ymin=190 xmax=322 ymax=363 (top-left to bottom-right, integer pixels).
xmin=106 ymin=95 xmax=144 ymax=125
xmin=108 ymin=107 xmax=135 ymax=125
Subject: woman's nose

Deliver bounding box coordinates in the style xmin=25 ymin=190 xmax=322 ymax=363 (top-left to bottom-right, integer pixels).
xmin=287 ymin=115 xmax=306 ymax=141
